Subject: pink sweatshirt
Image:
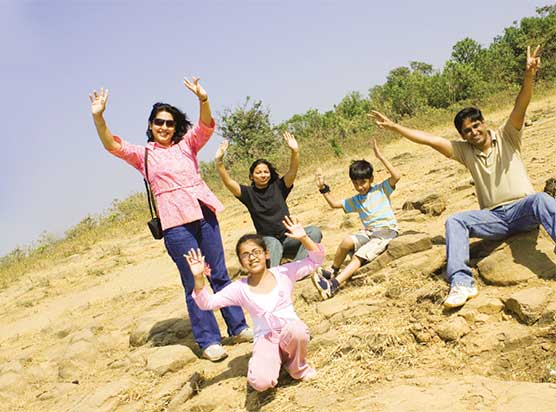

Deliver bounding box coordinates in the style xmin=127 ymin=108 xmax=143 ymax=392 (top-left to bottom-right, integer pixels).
xmin=108 ymin=120 xmax=224 ymax=230
xmin=193 ymin=245 xmax=324 ymax=341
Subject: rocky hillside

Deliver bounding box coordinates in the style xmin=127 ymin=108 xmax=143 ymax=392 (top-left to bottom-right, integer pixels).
xmin=0 ymin=94 xmax=555 ymax=412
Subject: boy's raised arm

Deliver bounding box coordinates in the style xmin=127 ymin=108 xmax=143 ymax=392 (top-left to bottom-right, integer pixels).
xmin=373 ymin=138 xmax=401 ymax=188
xmin=370 ymin=110 xmax=454 ymax=158
xmin=315 ymin=169 xmax=343 ymax=209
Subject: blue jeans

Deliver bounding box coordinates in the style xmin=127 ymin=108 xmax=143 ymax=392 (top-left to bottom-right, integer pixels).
xmin=263 ymin=225 xmax=323 ymax=267
xmin=164 ymin=203 xmax=248 ymax=350
xmin=445 ymin=193 xmax=556 ymax=287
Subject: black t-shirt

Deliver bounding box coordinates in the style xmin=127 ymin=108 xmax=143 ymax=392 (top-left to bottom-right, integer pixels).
xmin=238 ymin=178 xmax=292 ymax=238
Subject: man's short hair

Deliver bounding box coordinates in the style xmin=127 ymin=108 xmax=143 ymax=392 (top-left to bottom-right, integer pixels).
xmin=454 ymin=107 xmax=484 ymax=134
xmin=349 ymin=160 xmax=373 ymax=180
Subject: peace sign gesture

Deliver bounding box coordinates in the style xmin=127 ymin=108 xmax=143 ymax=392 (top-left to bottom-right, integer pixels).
xmin=525 ymin=45 xmax=541 ymax=76
xmin=184 ymin=76 xmax=208 ymax=101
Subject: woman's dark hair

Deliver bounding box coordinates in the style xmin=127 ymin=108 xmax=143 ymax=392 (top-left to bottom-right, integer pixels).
xmin=146 ymin=102 xmax=193 ymax=144
xmin=235 ymin=233 xmax=267 ymax=258
xmin=454 ymin=107 xmax=484 ymax=134
xmin=349 ymin=159 xmax=373 ymax=180
xmin=249 ymin=159 xmax=280 ymax=184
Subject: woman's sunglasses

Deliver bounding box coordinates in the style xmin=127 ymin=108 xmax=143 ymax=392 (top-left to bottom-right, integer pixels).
xmin=152 ymin=118 xmax=176 ymax=128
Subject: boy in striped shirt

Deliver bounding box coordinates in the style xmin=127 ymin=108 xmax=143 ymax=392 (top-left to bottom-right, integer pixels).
xmin=312 ymin=138 xmax=401 ymax=300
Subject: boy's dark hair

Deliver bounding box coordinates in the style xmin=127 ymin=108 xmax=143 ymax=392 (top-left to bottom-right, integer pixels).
xmin=349 ymin=159 xmax=373 ymax=180
xmin=248 ymin=159 xmax=280 ymax=184
xmin=454 ymin=107 xmax=484 ymax=134
xmin=544 ymin=178 xmax=556 ymax=198
xmin=146 ymin=102 xmax=193 ymax=144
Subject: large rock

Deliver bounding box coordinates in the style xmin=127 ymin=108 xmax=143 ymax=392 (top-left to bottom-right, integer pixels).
xmin=387 ymin=233 xmax=433 ymax=259
xmin=316 ymin=295 xmax=381 ymax=320
xmin=459 ymin=295 xmax=504 ymax=316
xmin=130 ymin=317 xmax=191 ymax=347
xmin=478 ymin=230 xmax=556 ymax=286
xmin=36 ymin=382 xmax=76 ymax=401
xmin=167 ymin=372 xmax=202 ymax=412
xmin=397 ymin=209 xmax=428 ymax=223
xmin=505 ymin=287 xmax=553 ymax=325
xmin=389 ymin=245 xmax=446 ymax=275
xmin=359 ymin=233 xmax=434 ymax=276
xmin=146 ymin=345 xmax=196 ymax=376
xmin=347 ymin=375 xmax=556 ymax=412
xmin=402 ymin=194 xmax=446 ymax=216
xmin=462 ymin=322 xmax=532 ymax=355
xmin=64 ymin=340 xmax=99 ymax=363
xmin=68 ymin=379 xmax=131 ymax=412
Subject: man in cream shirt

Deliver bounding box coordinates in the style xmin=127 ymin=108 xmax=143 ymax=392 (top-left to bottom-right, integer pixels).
xmin=371 ymin=45 xmax=555 ymax=308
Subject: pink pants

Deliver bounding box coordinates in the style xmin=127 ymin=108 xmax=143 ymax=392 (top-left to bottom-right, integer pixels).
xmin=247 ymin=319 xmax=315 ymax=392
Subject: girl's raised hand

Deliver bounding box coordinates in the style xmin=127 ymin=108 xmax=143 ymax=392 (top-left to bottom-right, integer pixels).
xmin=89 ymin=88 xmax=109 ymax=116
xmin=283 ymin=131 xmax=299 ymax=152
xmin=283 ymin=216 xmax=306 ymax=240
xmin=184 ymin=248 xmax=210 ymax=278
xmin=184 ymin=76 xmax=208 ymax=101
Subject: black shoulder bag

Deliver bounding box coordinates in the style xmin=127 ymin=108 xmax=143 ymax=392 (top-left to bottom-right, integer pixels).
xmin=144 ymin=148 xmax=164 ymax=240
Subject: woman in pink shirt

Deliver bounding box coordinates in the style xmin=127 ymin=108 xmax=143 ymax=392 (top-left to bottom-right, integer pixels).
xmin=185 ymin=216 xmax=324 ymax=391
xmin=89 ymin=78 xmax=250 ymax=362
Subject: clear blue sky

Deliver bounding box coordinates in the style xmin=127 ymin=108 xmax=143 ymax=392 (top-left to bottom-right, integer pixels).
xmin=0 ymin=0 xmax=548 ymax=256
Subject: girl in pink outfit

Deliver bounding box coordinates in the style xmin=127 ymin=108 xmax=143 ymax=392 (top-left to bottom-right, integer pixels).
xmin=186 ymin=216 xmax=324 ymax=392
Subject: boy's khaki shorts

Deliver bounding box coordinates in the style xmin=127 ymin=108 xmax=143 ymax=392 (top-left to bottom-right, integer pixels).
xmin=351 ymin=228 xmax=397 ymax=262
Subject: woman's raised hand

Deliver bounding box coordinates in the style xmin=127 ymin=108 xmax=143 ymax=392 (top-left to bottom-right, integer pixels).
xmin=184 ymin=248 xmax=211 ymax=279
xmin=282 ymin=131 xmax=299 ymax=152
xmin=89 ymin=88 xmax=109 ymax=116
xmin=283 ymin=216 xmax=306 ymax=240
xmin=215 ymin=140 xmax=229 ymax=161
xmin=184 ymin=76 xmax=208 ymax=101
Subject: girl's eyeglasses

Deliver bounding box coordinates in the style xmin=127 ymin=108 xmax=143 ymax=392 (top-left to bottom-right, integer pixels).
xmin=240 ymin=249 xmax=265 ymax=261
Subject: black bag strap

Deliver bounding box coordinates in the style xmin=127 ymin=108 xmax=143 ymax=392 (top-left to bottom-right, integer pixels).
xmin=144 ymin=148 xmax=158 ymax=219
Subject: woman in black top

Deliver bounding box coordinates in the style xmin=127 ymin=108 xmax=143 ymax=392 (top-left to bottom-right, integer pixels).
xmin=216 ymin=132 xmax=322 ymax=267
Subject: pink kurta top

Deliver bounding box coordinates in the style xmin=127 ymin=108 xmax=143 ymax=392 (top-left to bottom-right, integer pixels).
xmin=108 ymin=120 xmax=224 ymax=230
xmin=192 ymin=245 xmax=324 ymax=342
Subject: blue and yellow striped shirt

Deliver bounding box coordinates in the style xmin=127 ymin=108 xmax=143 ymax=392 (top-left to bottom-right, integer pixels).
xmin=342 ymin=179 xmax=397 ymax=231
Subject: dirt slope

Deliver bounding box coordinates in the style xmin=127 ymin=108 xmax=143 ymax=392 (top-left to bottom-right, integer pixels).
xmin=1 ymin=94 xmax=555 ymax=412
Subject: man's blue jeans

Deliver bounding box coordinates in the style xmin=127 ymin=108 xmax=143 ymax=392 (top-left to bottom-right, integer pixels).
xmin=445 ymin=193 xmax=556 ymax=287
xmin=263 ymin=225 xmax=323 ymax=267
xmin=164 ymin=203 xmax=248 ymax=350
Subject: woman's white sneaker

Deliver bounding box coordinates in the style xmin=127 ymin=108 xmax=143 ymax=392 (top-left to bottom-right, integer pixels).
xmin=202 ymin=344 xmax=228 ymax=362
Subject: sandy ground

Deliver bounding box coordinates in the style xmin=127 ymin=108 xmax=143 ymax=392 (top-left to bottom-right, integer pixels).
xmin=1 ymin=94 xmax=555 ymax=411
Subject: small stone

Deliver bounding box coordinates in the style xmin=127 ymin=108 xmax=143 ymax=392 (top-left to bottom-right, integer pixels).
xmin=435 ymin=317 xmax=470 ymax=341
